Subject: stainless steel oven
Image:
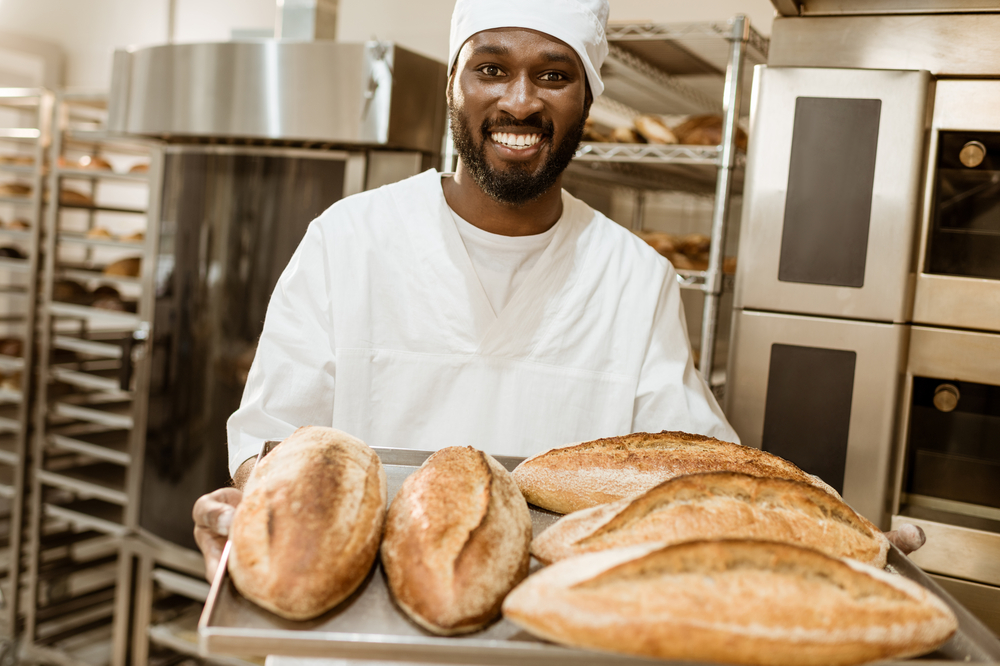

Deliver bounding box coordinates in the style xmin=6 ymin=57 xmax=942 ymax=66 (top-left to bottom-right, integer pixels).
xmin=728 ymin=0 xmax=1000 ymax=634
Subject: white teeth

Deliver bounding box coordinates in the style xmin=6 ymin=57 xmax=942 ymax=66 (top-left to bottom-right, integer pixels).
xmin=491 ymin=132 xmax=542 ymax=149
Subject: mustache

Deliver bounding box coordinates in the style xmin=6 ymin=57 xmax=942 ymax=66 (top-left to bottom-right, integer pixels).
xmin=481 ymin=114 xmax=553 ymax=136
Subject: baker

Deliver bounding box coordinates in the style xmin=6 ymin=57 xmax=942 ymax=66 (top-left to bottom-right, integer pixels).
xmin=194 ymin=0 xmax=924 ymax=582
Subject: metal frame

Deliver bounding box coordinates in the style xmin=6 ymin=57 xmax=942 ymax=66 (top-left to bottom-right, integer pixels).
xmin=570 ymin=16 xmax=762 ymax=383
xmin=0 ymin=86 xmax=53 ymax=658
xmin=23 ymin=90 xmax=164 ymax=658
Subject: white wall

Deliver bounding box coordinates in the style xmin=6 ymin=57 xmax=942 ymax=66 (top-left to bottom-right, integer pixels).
xmin=0 ymin=0 xmax=276 ymax=89
xmin=0 ymin=0 xmax=775 ymax=89
xmin=337 ymin=0 xmax=776 ymax=63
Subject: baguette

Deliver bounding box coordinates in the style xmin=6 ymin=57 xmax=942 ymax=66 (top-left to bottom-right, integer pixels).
xmin=512 ymin=430 xmax=839 ymax=514
xmin=381 ymin=446 xmax=532 ymax=635
xmin=503 ymin=540 xmax=957 ymax=666
xmin=531 ymin=471 xmax=889 ymax=567
xmin=228 ymin=426 xmax=387 ymax=620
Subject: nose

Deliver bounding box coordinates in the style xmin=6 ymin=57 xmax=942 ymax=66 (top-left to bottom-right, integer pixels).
xmin=496 ymin=72 xmax=544 ymax=121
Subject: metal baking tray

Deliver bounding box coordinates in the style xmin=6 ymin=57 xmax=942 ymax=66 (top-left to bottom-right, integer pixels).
xmin=199 ymin=447 xmax=1000 ymax=665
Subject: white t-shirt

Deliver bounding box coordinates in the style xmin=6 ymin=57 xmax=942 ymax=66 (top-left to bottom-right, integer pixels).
xmin=448 ymin=207 xmax=558 ymax=316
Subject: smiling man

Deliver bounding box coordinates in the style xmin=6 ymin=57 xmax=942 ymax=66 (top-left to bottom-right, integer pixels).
xmin=193 ymin=0 xmax=740 ymax=580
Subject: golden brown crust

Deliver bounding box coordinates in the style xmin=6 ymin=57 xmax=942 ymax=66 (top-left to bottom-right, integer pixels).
xmin=633 ymin=115 xmax=678 ymax=145
xmin=228 ymin=426 xmax=387 ymax=621
xmin=503 ymin=540 xmax=957 ymax=666
xmin=512 ymin=431 xmax=840 ymax=514
xmin=381 ymin=446 xmax=532 ymax=635
xmin=531 ymin=471 xmax=889 ymax=567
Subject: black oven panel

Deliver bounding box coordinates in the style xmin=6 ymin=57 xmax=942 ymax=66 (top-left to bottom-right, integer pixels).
xmin=906 ymin=376 xmax=1000 ymax=511
xmin=928 ymin=131 xmax=1000 ymax=280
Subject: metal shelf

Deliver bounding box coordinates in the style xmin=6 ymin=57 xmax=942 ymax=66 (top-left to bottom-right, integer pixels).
xmin=0 ymin=163 xmax=36 ymax=176
xmin=44 ymin=500 xmax=126 ymax=537
xmin=56 ymin=233 xmax=144 ymax=250
xmin=51 ymin=401 xmax=134 ymax=430
xmin=48 ymin=302 xmax=141 ymax=326
xmin=54 ymin=166 xmax=149 ymax=183
xmin=37 ymin=463 xmax=127 ymax=506
xmin=53 ymin=335 xmax=124 ymax=360
xmin=58 ymin=202 xmax=146 ymax=216
xmin=571 ymin=17 xmax=765 ymax=381
xmin=0 ymin=195 xmax=34 ymax=206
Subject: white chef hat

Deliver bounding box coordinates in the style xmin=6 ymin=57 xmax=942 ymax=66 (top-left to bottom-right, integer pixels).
xmin=448 ymin=0 xmax=610 ymax=98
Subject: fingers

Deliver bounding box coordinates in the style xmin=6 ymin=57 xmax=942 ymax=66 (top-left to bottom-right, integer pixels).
xmin=193 ymin=488 xmax=244 ymax=582
xmin=884 ymin=524 xmax=926 ymax=556
xmin=193 ymin=487 xmax=243 ymax=536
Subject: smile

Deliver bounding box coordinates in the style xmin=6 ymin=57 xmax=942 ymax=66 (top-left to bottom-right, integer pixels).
xmin=490 ymin=132 xmax=544 ymax=150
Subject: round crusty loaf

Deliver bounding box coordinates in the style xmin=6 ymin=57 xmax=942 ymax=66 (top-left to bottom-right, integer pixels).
xmin=531 ymin=471 xmax=889 ymax=567
xmin=228 ymin=426 xmax=387 ymax=620
xmin=381 ymin=446 xmax=532 ymax=635
xmin=503 ymin=540 xmax=957 ymax=666
xmin=512 ymin=430 xmax=839 ymax=514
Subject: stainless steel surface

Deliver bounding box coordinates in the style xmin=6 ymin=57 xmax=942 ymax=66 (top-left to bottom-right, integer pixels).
xmin=769 ymin=14 xmax=1000 ymax=75
xmin=908 ymin=326 xmax=1000 ymax=388
xmin=199 ymin=447 xmax=1000 ymax=664
xmin=734 ymin=66 xmax=929 ymax=323
xmin=929 ymin=574 xmax=1000 ymax=637
xmin=771 ymin=0 xmax=1000 ymax=15
xmin=891 ymin=516 xmax=1000 ymax=589
xmin=277 ymin=0 xmax=338 ymax=40
xmin=699 ymin=15 xmax=747 ymax=380
xmin=108 ymin=41 xmax=447 ymax=154
xmin=913 ymin=80 xmax=1000 ymax=333
xmin=725 ymin=309 xmax=909 ymax=527
xmin=137 ymin=145 xmax=364 ymax=551
xmin=602 ymin=19 xmax=768 ymax=119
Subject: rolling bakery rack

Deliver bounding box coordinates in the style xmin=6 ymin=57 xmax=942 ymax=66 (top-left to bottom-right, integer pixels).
xmin=567 ymin=16 xmax=767 ymax=390
xmin=0 ymin=88 xmax=53 ymax=664
xmin=19 ymin=91 xmax=164 ymax=666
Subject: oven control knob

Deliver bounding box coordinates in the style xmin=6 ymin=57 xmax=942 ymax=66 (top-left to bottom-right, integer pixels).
xmin=933 ymin=383 xmax=960 ymax=412
xmin=959 ymin=141 xmax=986 ymax=168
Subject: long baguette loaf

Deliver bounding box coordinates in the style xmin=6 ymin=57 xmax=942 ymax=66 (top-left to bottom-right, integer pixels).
xmin=228 ymin=426 xmax=387 ymax=620
xmin=512 ymin=430 xmax=838 ymax=514
xmin=381 ymin=446 xmax=532 ymax=635
xmin=503 ymin=540 xmax=957 ymax=666
xmin=531 ymin=471 xmax=889 ymax=567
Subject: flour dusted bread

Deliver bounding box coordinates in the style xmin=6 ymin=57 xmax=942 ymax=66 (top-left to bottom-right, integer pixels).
xmin=228 ymin=426 xmax=387 ymax=620
xmin=512 ymin=430 xmax=838 ymax=514
xmin=503 ymin=540 xmax=957 ymax=666
xmin=531 ymin=471 xmax=889 ymax=567
xmin=381 ymin=446 xmax=532 ymax=635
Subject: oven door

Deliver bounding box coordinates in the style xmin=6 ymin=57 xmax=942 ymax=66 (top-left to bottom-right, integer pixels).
xmin=914 ymin=80 xmax=1000 ymax=333
xmin=892 ymin=326 xmax=1000 ymax=599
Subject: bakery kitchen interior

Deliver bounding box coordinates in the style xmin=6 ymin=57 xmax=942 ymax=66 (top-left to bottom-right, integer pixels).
xmin=1 ymin=0 xmax=1000 ymax=665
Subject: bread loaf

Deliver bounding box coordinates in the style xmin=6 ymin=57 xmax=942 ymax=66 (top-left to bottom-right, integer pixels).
xmin=633 ymin=115 xmax=678 ymax=144
xmin=228 ymin=426 xmax=386 ymax=620
xmin=503 ymin=540 xmax=957 ymax=666
xmin=531 ymin=471 xmax=889 ymax=567
xmin=512 ymin=431 xmax=839 ymax=514
xmin=381 ymin=446 xmax=532 ymax=635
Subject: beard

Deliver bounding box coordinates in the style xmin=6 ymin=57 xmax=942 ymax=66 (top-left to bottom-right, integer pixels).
xmin=449 ymin=103 xmax=587 ymax=207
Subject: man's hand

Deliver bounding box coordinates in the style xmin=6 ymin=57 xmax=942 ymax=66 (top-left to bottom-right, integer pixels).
xmin=193 ymin=488 xmax=243 ymax=582
xmin=884 ymin=524 xmax=926 ymax=556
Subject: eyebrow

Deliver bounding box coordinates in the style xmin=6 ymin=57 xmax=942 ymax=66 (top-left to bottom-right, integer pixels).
xmin=470 ymin=45 xmax=579 ymax=67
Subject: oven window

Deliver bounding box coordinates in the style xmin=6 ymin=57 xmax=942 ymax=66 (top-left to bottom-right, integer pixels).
xmin=927 ymin=131 xmax=1000 ymax=279
xmin=906 ymin=376 xmax=1000 ymax=512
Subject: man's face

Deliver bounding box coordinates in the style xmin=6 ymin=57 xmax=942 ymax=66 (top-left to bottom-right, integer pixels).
xmin=448 ymin=28 xmax=590 ymax=206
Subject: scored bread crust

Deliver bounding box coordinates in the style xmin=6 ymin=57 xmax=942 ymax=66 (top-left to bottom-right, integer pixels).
xmin=531 ymin=471 xmax=889 ymax=567
xmin=503 ymin=540 xmax=957 ymax=666
xmin=381 ymin=446 xmax=532 ymax=636
xmin=512 ymin=430 xmax=839 ymax=514
xmin=228 ymin=426 xmax=387 ymax=621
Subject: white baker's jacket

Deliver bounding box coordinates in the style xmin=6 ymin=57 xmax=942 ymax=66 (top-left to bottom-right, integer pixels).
xmin=227 ymin=170 xmax=737 ymax=475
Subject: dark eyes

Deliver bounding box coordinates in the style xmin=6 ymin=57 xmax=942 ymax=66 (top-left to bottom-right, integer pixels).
xmin=476 ymin=66 xmax=568 ymax=82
